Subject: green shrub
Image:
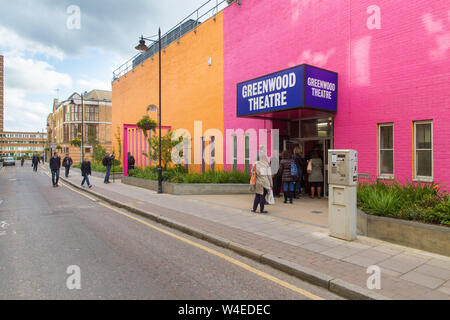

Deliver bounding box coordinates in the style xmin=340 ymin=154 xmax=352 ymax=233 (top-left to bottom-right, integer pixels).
xmin=358 ymin=181 xmax=449 ymax=227
xmin=128 ymin=166 xmax=251 ymax=184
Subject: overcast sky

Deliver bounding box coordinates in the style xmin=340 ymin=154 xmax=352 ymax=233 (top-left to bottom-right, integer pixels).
xmin=0 ymin=0 xmax=209 ymax=132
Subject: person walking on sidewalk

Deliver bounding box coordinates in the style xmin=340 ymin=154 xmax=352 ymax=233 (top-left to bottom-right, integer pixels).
xmin=308 ymin=150 xmax=324 ymax=199
xmin=32 ymin=154 xmax=40 ymax=172
xmin=250 ymin=152 xmax=273 ymax=214
xmin=102 ymin=151 xmax=115 ymax=184
xmin=62 ymin=154 xmax=73 ymax=178
xmin=292 ymin=147 xmax=304 ymax=199
xmin=21 ymin=157 xmax=24 ymax=167
xmin=278 ymin=150 xmax=295 ymax=204
xmin=49 ymin=152 xmax=61 ymax=187
xmin=80 ymin=159 xmax=92 ymax=188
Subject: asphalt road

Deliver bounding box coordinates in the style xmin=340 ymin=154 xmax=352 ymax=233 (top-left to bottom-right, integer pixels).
xmin=0 ymin=163 xmax=342 ymax=300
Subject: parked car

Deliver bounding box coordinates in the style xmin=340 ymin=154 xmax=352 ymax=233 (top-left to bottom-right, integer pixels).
xmin=3 ymin=157 xmax=15 ymax=166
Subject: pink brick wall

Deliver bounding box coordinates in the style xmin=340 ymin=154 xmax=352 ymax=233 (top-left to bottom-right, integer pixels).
xmin=223 ymin=0 xmax=450 ymax=185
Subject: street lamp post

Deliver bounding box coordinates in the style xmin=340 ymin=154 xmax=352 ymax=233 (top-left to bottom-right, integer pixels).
xmin=136 ymin=28 xmax=163 ymax=193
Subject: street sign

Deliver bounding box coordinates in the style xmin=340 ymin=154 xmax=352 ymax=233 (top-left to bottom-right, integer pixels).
xmin=50 ymin=143 xmax=56 ymax=149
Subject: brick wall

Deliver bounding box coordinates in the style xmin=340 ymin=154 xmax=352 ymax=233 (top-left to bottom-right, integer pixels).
xmin=223 ymin=0 xmax=450 ymax=185
xmin=0 ymin=55 xmax=4 ymax=132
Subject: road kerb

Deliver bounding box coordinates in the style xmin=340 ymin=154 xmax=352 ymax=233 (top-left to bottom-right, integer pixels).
xmin=260 ymin=254 xmax=334 ymax=290
xmin=328 ymin=279 xmax=390 ymax=300
xmin=228 ymin=242 xmax=264 ymax=262
xmin=59 ymin=175 xmax=391 ymax=300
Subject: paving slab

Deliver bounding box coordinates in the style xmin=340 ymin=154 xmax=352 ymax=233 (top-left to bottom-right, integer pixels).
xmin=57 ymin=171 xmax=450 ymax=300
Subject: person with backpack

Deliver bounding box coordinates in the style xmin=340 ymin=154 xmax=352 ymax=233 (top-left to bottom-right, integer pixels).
xmin=278 ymin=150 xmax=296 ymax=204
xmin=62 ymin=153 xmax=73 ymax=178
xmin=80 ymin=159 xmax=92 ymax=188
xmin=292 ymin=147 xmax=304 ymax=199
xmin=102 ymin=151 xmax=115 ymax=184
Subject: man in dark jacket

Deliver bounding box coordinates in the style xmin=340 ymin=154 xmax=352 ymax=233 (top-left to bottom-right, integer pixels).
xmin=127 ymin=152 xmax=135 ymax=170
xmin=49 ymin=152 xmax=61 ymax=187
xmin=32 ymin=155 xmax=40 ymax=172
xmin=62 ymin=154 xmax=73 ymax=177
xmin=80 ymin=160 xmax=92 ymax=188
xmin=102 ymin=151 xmax=115 ymax=184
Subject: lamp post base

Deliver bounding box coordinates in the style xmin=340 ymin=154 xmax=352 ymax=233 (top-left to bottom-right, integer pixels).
xmin=157 ymin=166 xmax=163 ymax=194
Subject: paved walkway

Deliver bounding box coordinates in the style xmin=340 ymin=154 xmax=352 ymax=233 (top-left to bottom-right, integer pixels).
xmin=59 ymin=169 xmax=450 ymax=300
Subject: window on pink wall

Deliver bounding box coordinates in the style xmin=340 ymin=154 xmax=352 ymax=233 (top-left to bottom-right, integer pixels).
xmin=244 ymin=134 xmax=250 ymax=173
xmin=378 ymin=123 xmax=394 ymax=178
xmin=414 ymin=121 xmax=433 ymax=181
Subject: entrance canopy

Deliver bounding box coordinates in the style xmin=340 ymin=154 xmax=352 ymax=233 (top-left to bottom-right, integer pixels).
xmin=237 ymin=64 xmax=337 ymax=119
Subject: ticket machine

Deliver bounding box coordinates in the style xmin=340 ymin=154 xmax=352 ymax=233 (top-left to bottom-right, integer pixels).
xmin=328 ymin=150 xmax=358 ymax=241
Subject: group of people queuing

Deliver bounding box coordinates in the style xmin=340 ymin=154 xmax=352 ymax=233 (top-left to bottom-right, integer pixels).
xmin=251 ymin=146 xmax=324 ymax=214
xmin=45 ymin=151 xmax=117 ymax=188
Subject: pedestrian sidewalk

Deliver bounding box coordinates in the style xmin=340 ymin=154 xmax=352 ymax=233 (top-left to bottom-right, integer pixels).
xmin=59 ymin=171 xmax=450 ymax=300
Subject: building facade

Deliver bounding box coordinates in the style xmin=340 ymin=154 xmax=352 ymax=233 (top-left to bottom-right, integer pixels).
xmin=0 ymin=131 xmax=47 ymax=158
xmin=0 ymin=55 xmax=4 ymax=132
xmin=112 ymin=0 xmax=450 ymax=189
xmin=47 ymin=90 xmax=113 ymax=164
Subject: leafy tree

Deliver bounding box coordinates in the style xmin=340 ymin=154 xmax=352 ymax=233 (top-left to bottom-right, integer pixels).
xmin=115 ymin=126 xmax=122 ymax=161
xmin=148 ymin=130 xmax=184 ymax=170
xmin=93 ymin=144 xmax=106 ymax=164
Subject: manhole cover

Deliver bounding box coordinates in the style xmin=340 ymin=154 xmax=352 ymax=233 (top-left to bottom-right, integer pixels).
xmin=311 ymin=210 xmax=322 ymax=214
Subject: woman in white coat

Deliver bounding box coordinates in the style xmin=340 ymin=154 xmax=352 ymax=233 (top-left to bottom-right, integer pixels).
xmin=250 ymin=152 xmax=273 ymax=214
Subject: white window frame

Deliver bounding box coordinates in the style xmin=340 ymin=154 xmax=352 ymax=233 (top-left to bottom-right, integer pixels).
xmin=413 ymin=120 xmax=433 ymax=182
xmin=378 ymin=123 xmax=394 ymax=179
xmin=232 ymin=134 xmax=237 ymax=171
xmin=244 ymin=134 xmax=250 ymax=173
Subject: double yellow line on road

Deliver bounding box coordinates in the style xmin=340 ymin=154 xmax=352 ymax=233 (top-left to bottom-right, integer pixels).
xmin=45 ymin=170 xmax=326 ymax=300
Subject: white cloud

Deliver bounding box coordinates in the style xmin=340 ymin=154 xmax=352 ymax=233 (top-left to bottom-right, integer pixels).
xmin=4 ymin=88 xmax=49 ymax=132
xmin=0 ymin=26 xmax=65 ymax=60
xmin=4 ymin=54 xmax=72 ymax=93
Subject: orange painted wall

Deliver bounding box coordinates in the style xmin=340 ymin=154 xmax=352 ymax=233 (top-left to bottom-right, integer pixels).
xmin=112 ymin=13 xmax=224 ymax=172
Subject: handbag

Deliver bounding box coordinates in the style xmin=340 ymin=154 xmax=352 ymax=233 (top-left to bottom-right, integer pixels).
xmin=250 ymin=163 xmax=257 ymax=186
xmin=266 ymin=189 xmax=275 ymax=205
xmin=307 ymin=160 xmax=313 ymax=174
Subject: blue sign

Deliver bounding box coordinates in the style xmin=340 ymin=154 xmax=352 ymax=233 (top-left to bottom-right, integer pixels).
xmin=304 ymin=65 xmax=338 ymax=112
xmin=236 ymin=64 xmax=337 ymax=117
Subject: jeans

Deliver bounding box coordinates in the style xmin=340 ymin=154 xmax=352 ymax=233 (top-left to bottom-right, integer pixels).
xmin=295 ymin=172 xmax=303 ymax=195
xmin=253 ymin=188 xmax=268 ymax=212
xmin=81 ymin=174 xmax=91 ymax=187
xmin=283 ymin=181 xmax=295 ymax=192
xmin=104 ymin=165 xmax=111 ymax=182
xmin=51 ymin=169 xmax=60 ymax=186
xmin=65 ymin=166 xmax=70 ymax=177
xmin=33 ymin=164 xmax=38 ymax=172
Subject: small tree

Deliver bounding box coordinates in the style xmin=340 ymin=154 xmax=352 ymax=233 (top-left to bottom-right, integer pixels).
xmin=93 ymin=144 xmax=106 ymax=164
xmin=115 ymin=126 xmax=122 ymax=161
xmin=149 ymin=130 xmax=183 ymax=170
